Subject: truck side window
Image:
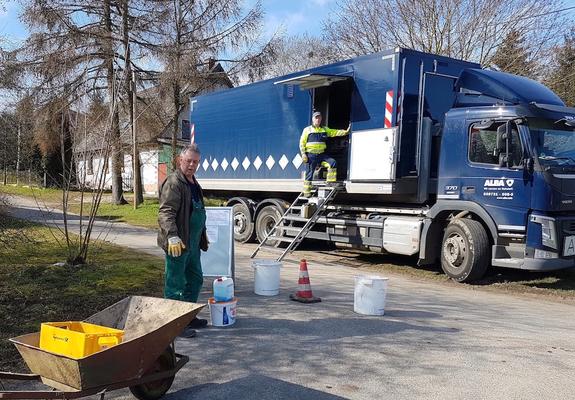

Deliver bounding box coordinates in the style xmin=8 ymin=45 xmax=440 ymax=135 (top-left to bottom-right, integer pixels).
xmin=468 ymin=123 xmax=523 ymax=167
xmin=469 ymin=125 xmax=499 ymax=164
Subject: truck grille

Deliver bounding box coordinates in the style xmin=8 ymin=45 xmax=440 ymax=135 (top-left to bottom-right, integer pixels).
xmin=562 ymin=220 xmax=575 ymax=234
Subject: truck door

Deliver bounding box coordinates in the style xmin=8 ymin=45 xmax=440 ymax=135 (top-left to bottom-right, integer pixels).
xmin=274 ymin=73 xmax=353 ymax=180
xmin=461 ymin=120 xmax=531 ymax=230
xmin=415 ymin=72 xmax=458 ymax=201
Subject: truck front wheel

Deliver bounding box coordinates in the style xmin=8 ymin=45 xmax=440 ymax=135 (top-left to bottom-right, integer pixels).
xmin=441 ymin=218 xmax=489 ymax=282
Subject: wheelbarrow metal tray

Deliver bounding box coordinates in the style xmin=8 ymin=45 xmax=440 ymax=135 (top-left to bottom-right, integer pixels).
xmin=9 ymin=296 xmax=203 ymax=391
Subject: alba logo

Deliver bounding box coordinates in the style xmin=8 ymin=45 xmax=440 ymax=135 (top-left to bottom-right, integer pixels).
xmin=484 ymin=179 xmax=514 ymax=187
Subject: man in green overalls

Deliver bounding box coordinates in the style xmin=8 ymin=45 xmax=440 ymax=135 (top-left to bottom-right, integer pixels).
xmin=158 ymin=144 xmax=209 ymax=338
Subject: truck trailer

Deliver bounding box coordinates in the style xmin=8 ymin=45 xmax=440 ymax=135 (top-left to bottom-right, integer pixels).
xmin=190 ymin=47 xmax=575 ymax=282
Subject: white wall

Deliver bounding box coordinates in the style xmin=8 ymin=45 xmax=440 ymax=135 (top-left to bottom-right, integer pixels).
xmin=76 ymin=149 xmax=159 ymax=195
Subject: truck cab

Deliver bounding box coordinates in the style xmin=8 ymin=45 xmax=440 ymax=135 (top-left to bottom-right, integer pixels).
xmin=432 ymin=68 xmax=575 ymax=280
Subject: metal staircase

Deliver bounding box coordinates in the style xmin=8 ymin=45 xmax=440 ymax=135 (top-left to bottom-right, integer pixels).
xmin=250 ymin=183 xmax=343 ymax=261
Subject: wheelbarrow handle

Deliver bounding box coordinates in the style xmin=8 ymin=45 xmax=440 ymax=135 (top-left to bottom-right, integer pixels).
xmin=0 ymin=372 xmax=40 ymax=381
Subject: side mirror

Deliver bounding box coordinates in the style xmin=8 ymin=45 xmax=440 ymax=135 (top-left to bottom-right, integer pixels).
xmin=496 ymin=124 xmax=508 ymax=153
xmin=496 ymin=122 xmax=511 ymax=167
xmin=523 ymin=157 xmax=534 ymax=174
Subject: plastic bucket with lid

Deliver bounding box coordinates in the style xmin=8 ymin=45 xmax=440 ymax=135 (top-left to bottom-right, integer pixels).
xmin=252 ymin=260 xmax=281 ymax=296
xmin=208 ymin=297 xmax=237 ymax=327
xmin=354 ymin=275 xmax=389 ymax=315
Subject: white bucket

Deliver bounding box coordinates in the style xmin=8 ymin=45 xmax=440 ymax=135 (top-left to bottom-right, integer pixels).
xmin=208 ymin=297 xmax=237 ymax=327
xmin=252 ymin=260 xmax=281 ymax=296
xmin=354 ymin=275 xmax=389 ymax=315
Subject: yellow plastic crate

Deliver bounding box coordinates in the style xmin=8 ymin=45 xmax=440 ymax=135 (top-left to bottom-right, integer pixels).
xmin=39 ymin=321 xmax=124 ymax=359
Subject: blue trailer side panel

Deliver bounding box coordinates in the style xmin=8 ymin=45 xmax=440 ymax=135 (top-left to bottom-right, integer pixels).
xmin=192 ymin=79 xmax=309 ymax=180
xmin=192 ymin=48 xmax=479 ymax=195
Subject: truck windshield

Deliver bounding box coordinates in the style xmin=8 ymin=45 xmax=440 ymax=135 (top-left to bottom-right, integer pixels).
xmin=529 ymin=118 xmax=575 ymax=167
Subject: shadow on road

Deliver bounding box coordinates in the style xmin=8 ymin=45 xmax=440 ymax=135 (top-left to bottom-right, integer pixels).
xmin=165 ymin=374 xmax=351 ymax=399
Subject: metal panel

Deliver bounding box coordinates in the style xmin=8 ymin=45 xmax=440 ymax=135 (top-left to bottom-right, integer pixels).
xmin=383 ymin=217 xmax=423 ymax=255
xmin=349 ymin=128 xmax=397 ymax=181
xmin=274 ymin=73 xmax=351 ymax=90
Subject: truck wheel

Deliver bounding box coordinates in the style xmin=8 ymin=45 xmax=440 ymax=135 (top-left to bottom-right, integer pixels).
xmin=232 ymin=203 xmax=255 ymax=243
xmin=255 ymin=205 xmax=285 ymax=247
xmin=129 ymin=346 xmax=175 ymax=400
xmin=440 ymin=218 xmax=489 ymax=282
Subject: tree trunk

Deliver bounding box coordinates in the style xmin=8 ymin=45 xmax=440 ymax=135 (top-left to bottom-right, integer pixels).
xmin=171 ymin=81 xmax=180 ymax=172
xmin=121 ymin=0 xmax=143 ymax=206
xmin=104 ymin=0 xmax=127 ymax=205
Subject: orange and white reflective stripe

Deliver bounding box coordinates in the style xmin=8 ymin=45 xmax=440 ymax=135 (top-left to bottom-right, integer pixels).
xmin=385 ymin=90 xmax=393 ymax=128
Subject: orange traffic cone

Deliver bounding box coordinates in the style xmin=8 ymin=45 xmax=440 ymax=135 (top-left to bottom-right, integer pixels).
xmin=290 ymin=259 xmax=321 ymax=303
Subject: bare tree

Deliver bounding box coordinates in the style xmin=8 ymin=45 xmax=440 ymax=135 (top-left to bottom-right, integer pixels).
xmin=323 ymin=0 xmax=569 ymax=68
xmin=140 ymin=0 xmax=265 ymax=170
xmin=247 ymin=33 xmax=337 ymax=80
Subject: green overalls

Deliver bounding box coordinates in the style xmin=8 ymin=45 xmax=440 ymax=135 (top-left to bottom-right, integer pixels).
xmin=164 ymin=198 xmax=206 ymax=302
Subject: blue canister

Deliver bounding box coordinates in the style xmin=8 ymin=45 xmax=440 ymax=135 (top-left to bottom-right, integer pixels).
xmin=213 ymin=277 xmax=234 ymax=302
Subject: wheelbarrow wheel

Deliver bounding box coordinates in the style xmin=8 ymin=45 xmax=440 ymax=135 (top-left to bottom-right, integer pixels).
xmin=129 ymin=346 xmax=176 ymax=400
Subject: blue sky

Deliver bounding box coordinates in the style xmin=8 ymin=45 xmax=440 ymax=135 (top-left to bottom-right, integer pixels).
xmin=0 ymin=0 xmax=334 ymax=50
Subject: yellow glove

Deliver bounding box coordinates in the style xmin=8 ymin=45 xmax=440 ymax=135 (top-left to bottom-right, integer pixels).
xmin=302 ymin=153 xmax=309 ymax=164
xmin=168 ymin=237 xmax=186 ymax=257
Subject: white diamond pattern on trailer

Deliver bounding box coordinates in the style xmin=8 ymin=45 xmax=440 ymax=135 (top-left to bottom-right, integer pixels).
xmin=253 ymin=156 xmax=263 ymax=170
xmin=279 ymin=154 xmax=289 ymax=169
xmin=211 ymin=159 xmax=219 ymax=171
xmin=242 ymin=157 xmax=251 ymax=170
xmin=266 ymin=155 xmax=275 ymax=170
xmin=202 ymin=159 xmax=209 ymax=171
xmin=292 ymin=153 xmax=303 ymax=168
xmin=231 ymin=158 xmax=239 ymax=171
xmin=221 ymin=158 xmax=229 ymax=171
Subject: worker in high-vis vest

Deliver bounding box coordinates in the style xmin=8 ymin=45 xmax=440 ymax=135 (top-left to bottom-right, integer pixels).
xmin=299 ymin=111 xmax=351 ymax=197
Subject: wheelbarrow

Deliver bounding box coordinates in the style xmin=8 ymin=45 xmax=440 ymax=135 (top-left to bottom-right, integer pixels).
xmin=0 ymin=296 xmax=204 ymax=400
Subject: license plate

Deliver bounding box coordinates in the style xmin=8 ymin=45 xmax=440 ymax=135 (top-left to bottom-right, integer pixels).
xmin=564 ymin=236 xmax=575 ymax=256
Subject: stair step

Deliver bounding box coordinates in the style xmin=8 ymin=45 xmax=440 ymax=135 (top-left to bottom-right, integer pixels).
xmin=256 ymin=245 xmax=288 ymax=254
xmin=261 ymin=236 xmax=296 ymax=243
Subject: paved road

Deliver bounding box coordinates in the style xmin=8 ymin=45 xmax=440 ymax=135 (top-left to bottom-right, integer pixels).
xmin=4 ymin=196 xmax=575 ymax=399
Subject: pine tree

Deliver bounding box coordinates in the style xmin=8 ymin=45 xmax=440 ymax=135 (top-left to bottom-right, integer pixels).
xmin=546 ymin=30 xmax=575 ymax=107
xmin=490 ymin=30 xmax=536 ymax=78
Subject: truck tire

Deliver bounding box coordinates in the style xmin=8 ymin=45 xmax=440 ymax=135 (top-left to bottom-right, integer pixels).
xmin=255 ymin=205 xmax=285 ymax=247
xmin=232 ymin=203 xmax=255 ymax=243
xmin=440 ymin=218 xmax=489 ymax=282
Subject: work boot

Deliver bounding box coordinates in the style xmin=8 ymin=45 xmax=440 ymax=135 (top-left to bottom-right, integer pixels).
xmin=188 ymin=317 xmax=208 ymax=329
xmin=178 ymin=326 xmax=197 ymax=338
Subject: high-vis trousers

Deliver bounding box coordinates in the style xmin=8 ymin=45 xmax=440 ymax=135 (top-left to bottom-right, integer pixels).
xmin=303 ymin=153 xmax=337 ymax=196
xmin=164 ymin=200 xmax=206 ymax=302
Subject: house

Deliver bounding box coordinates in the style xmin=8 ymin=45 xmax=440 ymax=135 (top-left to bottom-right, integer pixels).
xmin=74 ymin=61 xmax=234 ymax=195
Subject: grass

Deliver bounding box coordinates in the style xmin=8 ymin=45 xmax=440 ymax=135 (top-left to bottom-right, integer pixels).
xmin=0 ymin=184 xmax=225 ymax=228
xmin=0 ymin=216 xmax=165 ymax=371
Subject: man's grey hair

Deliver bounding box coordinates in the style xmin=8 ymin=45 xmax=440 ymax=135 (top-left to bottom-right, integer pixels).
xmin=180 ymin=143 xmax=201 ymax=156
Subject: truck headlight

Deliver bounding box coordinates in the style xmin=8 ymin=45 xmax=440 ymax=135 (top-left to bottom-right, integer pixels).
xmin=531 ymin=216 xmax=557 ymax=249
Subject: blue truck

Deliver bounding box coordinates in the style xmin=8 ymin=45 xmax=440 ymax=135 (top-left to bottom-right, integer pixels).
xmin=190 ymin=47 xmax=575 ymax=282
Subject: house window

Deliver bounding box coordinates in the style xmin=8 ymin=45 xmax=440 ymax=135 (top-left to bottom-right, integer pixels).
xmin=87 ymin=155 xmax=94 ymax=174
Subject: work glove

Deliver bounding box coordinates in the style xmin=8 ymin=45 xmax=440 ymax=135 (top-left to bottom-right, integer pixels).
xmin=345 ymin=122 xmax=351 ymax=134
xmin=302 ymin=153 xmax=309 ymax=164
xmin=168 ymin=236 xmax=186 ymax=257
